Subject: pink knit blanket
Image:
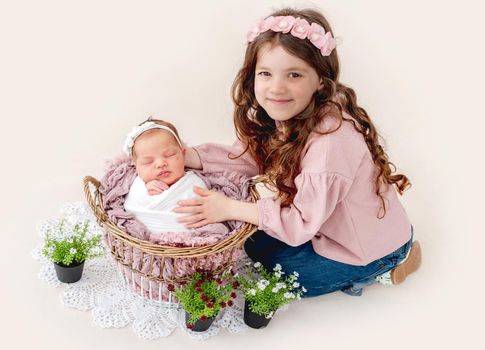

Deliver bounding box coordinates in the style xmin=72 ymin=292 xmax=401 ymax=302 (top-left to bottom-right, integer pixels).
xmin=98 ymin=153 xmax=251 ymax=246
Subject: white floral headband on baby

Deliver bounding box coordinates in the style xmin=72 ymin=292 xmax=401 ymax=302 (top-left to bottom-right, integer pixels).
xmin=247 ymin=15 xmax=337 ymax=56
xmin=123 ymin=121 xmax=183 ymax=156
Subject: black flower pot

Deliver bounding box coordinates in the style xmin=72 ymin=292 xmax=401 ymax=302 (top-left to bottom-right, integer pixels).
xmin=185 ymin=312 xmax=215 ymax=332
xmin=53 ymin=260 xmax=85 ymax=283
xmin=244 ymin=301 xmax=272 ymax=329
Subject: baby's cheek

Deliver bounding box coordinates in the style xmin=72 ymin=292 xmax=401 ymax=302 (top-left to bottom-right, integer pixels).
xmin=137 ymin=167 xmax=154 ymax=183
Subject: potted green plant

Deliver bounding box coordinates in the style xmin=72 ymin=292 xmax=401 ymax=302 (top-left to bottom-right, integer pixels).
xmin=237 ymin=262 xmax=306 ymax=329
xmin=42 ymin=219 xmax=104 ymax=283
xmin=174 ymin=269 xmax=238 ymax=332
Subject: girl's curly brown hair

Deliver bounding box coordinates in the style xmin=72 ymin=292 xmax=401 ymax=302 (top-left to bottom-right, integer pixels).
xmin=231 ymin=8 xmax=411 ymax=218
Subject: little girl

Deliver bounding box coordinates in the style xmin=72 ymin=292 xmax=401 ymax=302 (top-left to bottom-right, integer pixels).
xmin=123 ymin=118 xmax=207 ymax=233
xmin=175 ymin=8 xmax=421 ymax=296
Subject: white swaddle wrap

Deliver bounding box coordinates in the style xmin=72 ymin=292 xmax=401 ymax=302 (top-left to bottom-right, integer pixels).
xmin=124 ymin=171 xmax=206 ymax=233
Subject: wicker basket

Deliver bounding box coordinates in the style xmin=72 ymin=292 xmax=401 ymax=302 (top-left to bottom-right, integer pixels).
xmin=83 ymin=175 xmax=258 ymax=305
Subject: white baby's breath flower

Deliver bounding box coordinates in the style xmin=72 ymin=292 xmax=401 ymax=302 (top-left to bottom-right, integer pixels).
xmin=292 ymin=282 xmax=300 ymax=288
xmin=262 ymin=279 xmax=269 ymax=286
xmin=276 ymin=282 xmax=286 ymax=289
xmin=293 ymin=271 xmax=299 ymax=277
xmin=254 ymin=262 xmax=261 ymax=268
xmin=266 ymin=311 xmax=274 ymax=319
xmin=256 ymin=282 xmax=266 ymax=291
xmin=273 ymin=263 xmax=282 ymax=271
xmin=284 ymin=292 xmax=295 ymax=299
xmin=248 ymin=289 xmax=257 ymax=296
xmin=272 ymin=287 xmax=279 ymax=293
xmin=47 ymin=246 xmax=54 ymax=255
xmin=302 ymin=286 xmax=307 ymax=293
xmin=91 ymin=246 xmax=104 ymax=256
xmin=69 ymin=248 xmax=77 ymax=255
xmin=297 ymin=294 xmax=302 ymax=300
xmin=274 ymin=272 xmax=282 ymax=278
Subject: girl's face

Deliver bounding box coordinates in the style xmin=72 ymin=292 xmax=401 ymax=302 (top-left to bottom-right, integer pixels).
xmin=254 ymin=43 xmax=322 ymax=123
xmin=133 ymin=130 xmax=186 ymax=186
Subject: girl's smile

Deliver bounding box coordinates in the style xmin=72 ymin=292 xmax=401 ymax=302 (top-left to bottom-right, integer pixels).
xmin=268 ymin=98 xmax=293 ymax=105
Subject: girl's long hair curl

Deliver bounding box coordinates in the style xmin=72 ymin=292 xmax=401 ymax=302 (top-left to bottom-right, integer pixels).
xmin=232 ymin=8 xmax=410 ymax=217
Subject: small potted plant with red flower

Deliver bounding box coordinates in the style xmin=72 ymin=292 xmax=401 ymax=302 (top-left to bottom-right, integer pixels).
xmin=174 ymin=268 xmax=238 ymax=332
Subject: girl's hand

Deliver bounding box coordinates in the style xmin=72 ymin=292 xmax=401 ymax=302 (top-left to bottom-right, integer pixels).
xmin=173 ymin=186 xmax=233 ymax=228
xmin=146 ymin=179 xmax=169 ymax=196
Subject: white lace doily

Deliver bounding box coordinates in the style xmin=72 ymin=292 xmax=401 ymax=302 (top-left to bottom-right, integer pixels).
xmin=32 ymin=201 xmax=252 ymax=340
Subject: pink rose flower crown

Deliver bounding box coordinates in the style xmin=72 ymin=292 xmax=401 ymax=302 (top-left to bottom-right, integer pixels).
xmin=246 ymin=15 xmax=338 ymax=57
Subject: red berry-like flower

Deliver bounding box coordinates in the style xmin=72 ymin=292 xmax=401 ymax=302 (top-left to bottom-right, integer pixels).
xmin=196 ymin=268 xmax=204 ymax=273
xmin=196 ymin=288 xmax=203 ymax=293
xmin=216 ymin=278 xmax=222 ymax=285
xmin=207 ymin=303 xmax=214 ymax=308
xmin=187 ymin=323 xmax=194 ymax=329
xmin=227 ymin=300 xmax=234 ymax=307
xmin=231 ymin=292 xmax=237 ymax=299
xmin=232 ymin=281 xmax=240 ymax=288
xmin=201 ymin=295 xmax=209 ymax=302
xmin=167 ymin=284 xmax=175 ymax=292
xmin=200 ymin=315 xmax=207 ymax=321
xmin=219 ymin=301 xmax=226 ymax=308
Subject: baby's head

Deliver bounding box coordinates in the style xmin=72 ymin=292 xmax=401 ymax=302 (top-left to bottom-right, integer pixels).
xmin=124 ymin=119 xmax=186 ymax=186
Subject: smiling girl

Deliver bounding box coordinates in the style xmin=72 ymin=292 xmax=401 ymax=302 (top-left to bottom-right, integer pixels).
xmin=175 ymin=8 xmax=421 ymax=297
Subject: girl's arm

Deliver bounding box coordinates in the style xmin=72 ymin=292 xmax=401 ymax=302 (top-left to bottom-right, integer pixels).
xmin=184 ymin=145 xmax=203 ymax=169
xmin=176 ymin=140 xmax=260 ymax=228
xmin=174 ymin=172 xmax=348 ymax=238
xmin=176 ymin=140 xmax=356 ymax=241
xmin=255 ymin=172 xmax=351 ymax=246
xmin=174 ymin=186 xmax=259 ymax=227
xmin=190 ymin=140 xmax=260 ymax=178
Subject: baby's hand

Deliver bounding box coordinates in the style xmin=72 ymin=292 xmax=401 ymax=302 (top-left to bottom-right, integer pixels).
xmin=145 ymin=179 xmax=169 ymax=196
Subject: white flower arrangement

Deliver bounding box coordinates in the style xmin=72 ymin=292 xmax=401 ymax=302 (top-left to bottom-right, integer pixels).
xmin=237 ymin=262 xmax=306 ymax=318
xmin=42 ymin=219 xmax=105 ymax=266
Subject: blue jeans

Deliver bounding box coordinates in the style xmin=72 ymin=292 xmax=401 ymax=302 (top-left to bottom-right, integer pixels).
xmin=244 ymin=229 xmax=413 ymax=297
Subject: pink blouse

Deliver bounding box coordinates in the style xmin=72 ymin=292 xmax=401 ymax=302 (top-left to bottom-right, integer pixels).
xmin=194 ymin=116 xmax=411 ymax=266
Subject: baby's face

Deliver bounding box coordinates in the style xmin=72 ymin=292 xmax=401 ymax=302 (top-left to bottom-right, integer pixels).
xmin=133 ymin=130 xmax=186 ymax=186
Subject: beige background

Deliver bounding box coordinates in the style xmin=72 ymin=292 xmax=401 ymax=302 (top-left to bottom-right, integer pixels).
xmin=1 ymin=0 xmax=484 ymax=349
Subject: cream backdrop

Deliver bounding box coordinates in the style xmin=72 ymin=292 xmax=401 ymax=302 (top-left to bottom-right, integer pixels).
xmin=1 ymin=0 xmax=483 ymax=349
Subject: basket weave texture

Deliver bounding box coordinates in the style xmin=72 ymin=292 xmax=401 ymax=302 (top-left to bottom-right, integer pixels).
xmin=83 ymin=175 xmax=258 ymax=303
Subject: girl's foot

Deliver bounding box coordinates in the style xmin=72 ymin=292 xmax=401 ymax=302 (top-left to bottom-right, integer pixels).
xmin=391 ymin=241 xmax=422 ymax=284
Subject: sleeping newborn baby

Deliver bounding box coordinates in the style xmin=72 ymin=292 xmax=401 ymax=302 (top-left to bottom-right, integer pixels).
xmin=123 ymin=118 xmax=207 ymax=233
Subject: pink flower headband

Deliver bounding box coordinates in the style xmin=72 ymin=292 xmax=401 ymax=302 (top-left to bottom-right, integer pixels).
xmin=247 ymin=15 xmax=337 ymax=56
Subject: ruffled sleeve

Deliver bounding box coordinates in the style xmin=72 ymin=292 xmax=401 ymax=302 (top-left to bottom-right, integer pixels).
xmin=194 ymin=140 xmax=260 ymax=177
xmin=256 ymin=172 xmax=353 ymax=246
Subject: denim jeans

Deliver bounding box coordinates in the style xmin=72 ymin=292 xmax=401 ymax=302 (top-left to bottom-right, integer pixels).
xmin=244 ymin=228 xmax=413 ymax=297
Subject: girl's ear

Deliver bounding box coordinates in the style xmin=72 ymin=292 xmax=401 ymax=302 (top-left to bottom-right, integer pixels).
xmin=181 ymin=147 xmax=187 ymax=157
xmin=319 ymin=78 xmax=324 ymax=89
